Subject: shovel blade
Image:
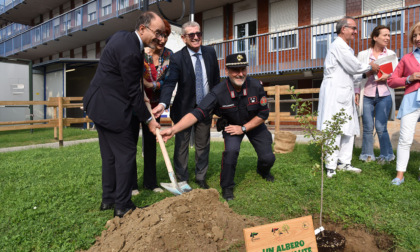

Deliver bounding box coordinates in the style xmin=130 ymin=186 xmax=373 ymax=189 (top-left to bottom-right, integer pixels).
xmin=160 ymin=181 xmax=192 ymax=195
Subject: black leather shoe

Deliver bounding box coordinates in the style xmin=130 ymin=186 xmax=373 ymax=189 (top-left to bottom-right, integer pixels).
xmin=114 ymin=206 xmax=136 ymax=218
xmin=257 ymin=170 xmax=275 ymax=182
xmin=195 ymin=179 xmax=209 ymax=189
xmin=222 ymin=188 xmax=234 ymax=201
xmin=100 ymin=202 xmax=114 ymax=211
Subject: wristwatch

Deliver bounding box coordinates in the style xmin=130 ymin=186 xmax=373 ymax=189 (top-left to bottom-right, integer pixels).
xmin=241 ymin=126 xmax=247 ymax=133
xmin=145 ymin=117 xmax=153 ymax=125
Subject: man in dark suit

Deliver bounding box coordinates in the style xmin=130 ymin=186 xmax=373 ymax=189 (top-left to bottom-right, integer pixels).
xmin=83 ymin=11 xmax=164 ymax=218
xmin=153 ymin=21 xmax=220 ymax=189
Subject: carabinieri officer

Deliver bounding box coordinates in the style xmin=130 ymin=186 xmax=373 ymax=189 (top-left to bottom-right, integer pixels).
xmin=160 ymin=53 xmax=276 ymax=201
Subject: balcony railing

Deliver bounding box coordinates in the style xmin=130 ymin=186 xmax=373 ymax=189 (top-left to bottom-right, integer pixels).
xmin=0 ymin=0 xmax=147 ymax=57
xmin=0 ymin=22 xmax=30 ymax=43
xmin=0 ymin=0 xmax=24 ymax=15
xmin=207 ymin=5 xmax=420 ymax=78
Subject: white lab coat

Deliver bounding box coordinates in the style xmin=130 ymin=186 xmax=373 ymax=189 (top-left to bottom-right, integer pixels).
xmin=317 ymin=37 xmax=371 ymax=136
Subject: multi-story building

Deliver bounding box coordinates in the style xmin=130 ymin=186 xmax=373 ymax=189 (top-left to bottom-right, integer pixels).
xmin=1 ymin=0 xmax=420 ymax=121
xmin=196 ymin=0 xmax=420 ymax=115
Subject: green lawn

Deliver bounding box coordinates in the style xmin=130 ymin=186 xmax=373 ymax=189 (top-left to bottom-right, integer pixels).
xmin=0 ymin=128 xmax=98 ymax=148
xmin=0 ymin=129 xmax=419 ymax=251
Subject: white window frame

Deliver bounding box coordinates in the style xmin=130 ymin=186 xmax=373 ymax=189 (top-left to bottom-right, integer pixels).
xmin=119 ymin=0 xmax=128 ymax=9
xmin=362 ymin=11 xmax=402 ymax=38
xmin=88 ymin=12 xmax=96 ymax=22
xmin=311 ymin=32 xmax=337 ymax=59
xmin=269 ymin=31 xmax=298 ymax=52
xmin=102 ymin=4 xmax=112 ymax=16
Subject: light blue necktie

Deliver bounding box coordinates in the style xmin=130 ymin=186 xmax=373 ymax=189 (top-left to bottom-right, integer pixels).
xmin=194 ymin=53 xmax=204 ymax=105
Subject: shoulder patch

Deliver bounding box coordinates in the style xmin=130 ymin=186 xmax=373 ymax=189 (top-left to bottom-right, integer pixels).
xmin=260 ymin=96 xmax=267 ymax=106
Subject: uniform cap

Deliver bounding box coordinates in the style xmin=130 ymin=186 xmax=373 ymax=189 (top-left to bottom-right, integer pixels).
xmin=226 ymin=53 xmax=248 ymax=68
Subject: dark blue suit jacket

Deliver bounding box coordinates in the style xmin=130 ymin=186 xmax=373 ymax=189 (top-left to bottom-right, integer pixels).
xmin=159 ymin=45 xmax=220 ymax=123
xmin=83 ymin=31 xmax=149 ymax=132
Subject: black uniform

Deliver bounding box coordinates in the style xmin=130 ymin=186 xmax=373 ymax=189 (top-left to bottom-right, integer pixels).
xmin=191 ymin=77 xmax=276 ymax=189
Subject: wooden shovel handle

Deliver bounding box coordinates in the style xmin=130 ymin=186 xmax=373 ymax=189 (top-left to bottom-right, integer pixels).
xmin=144 ymin=102 xmax=176 ymax=174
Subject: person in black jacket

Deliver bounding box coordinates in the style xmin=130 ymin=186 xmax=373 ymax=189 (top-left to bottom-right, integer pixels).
xmin=83 ymin=11 xmax=164 ymax=218
xmin=153 ymin=21 xmax=220 ymax=189
xmin=160 ymin=53 xmax=276 ymax=201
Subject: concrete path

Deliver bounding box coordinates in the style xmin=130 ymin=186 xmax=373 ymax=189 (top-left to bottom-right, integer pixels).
xmin=0 ymin=129 xmax=311 ymax=153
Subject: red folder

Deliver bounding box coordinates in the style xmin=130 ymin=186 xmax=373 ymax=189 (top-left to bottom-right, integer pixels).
xmin=377 ymin=62 xmax=393 ymax=79
xmin=373 ymin=54 xmax=398 ymax=80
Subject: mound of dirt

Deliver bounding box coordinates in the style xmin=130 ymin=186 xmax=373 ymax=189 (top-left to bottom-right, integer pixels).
xmin=86 ymin=189 xmax=256 ymax=252
xmin=86 ymin=189 xmax=394 ymax=252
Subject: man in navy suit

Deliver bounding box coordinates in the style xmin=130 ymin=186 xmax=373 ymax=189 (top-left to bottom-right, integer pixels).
xmin=83 ymin=11 xmax=164 ymax=218
xmin=153 ymin=21 xmax=220 ymax=189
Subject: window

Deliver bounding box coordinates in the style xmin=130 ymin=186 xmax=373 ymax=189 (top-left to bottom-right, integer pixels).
xmin=34 ymin=28 xmax=41 ymax=42
xmin=103 ymin=4 xmax=112 ymax=15
xmin=311 ymin=23 xmax=337 ymax=59
xmin=53 ymin=19 xmax=60 ymax=36
xmin=213 ymin=44 xmax=225 ymax=60
xmin=88 ymin=12 xmax=96 ymax=22
xmin=42 ymin=23 xmax=50 ymax=39
xmin=312 ymin=32 xmax=337 ymax=59
xmin=269 ymin=0 xmax=298 ymax=32
xmin=87 ymin=3 xmax=97 ymax=22
xmin=235 ymin=21 xmax=256 ymax=52
xmin=119 ymin=0 xmax=128 ymax=9
xmin=271 ymin=33 xmax=298 ymax=51
xmin=75 ymin=10 xmax=82 ymax=26
xmin=363 ymin=13 xmax=402 ymax=37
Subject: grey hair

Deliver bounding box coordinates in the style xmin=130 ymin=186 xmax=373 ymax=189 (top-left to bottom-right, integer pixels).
xmin=181 ymin=21 xmax=200 ymax=35
xmin=336 ymin=16 xmax=355 ymax=34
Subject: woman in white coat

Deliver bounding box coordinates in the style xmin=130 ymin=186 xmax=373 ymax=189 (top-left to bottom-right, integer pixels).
xmin=354 ymin=25 xmax=396 ymax=164
xmin=317 ymin=16 xmax=380 ymax=178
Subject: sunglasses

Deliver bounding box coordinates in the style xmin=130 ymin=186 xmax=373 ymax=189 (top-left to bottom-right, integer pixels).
xmin=185 ymin=32 xmax=202 ymax=40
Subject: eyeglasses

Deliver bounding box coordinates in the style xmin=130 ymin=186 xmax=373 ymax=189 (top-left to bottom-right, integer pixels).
xmin=145 ymin=26 xmax=168 ymax=39
xmin=185 ymin=32 xmax=202 ymax=40
xmin=345 ymin=25 xmax=358 ymax=31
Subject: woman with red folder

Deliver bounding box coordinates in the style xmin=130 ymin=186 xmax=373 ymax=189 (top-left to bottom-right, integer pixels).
xmin=354 ymin=25 xmax=396 ymax=164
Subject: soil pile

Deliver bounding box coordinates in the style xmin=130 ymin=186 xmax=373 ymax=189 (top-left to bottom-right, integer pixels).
xmin=87 ymin=189 xmax=256 ymax=252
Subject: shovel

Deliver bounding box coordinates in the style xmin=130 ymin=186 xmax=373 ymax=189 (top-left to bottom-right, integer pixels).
xmin=144 ymin=101 xmax=192 ymax=195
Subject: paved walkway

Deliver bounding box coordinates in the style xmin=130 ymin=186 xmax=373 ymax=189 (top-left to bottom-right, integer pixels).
xmin=0 ymin=128 xmax=311 ymax=153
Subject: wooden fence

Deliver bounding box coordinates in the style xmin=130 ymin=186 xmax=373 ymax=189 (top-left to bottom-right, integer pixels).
xmin=0 ymin=86 xmax=321 ymax=146
xmin=264 ymin=85 xmax=320 ymax=132
xmin=0 ymin=97 xmax=91 ymax=146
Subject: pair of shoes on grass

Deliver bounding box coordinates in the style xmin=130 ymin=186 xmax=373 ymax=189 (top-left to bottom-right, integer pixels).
xmin=327 ymin=162 xmax=362 ymax=178
xmin=391 ymin=177 xmax=404 ymax=186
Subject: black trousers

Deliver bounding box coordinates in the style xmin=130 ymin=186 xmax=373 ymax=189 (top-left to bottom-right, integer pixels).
xmin=132 ymin=117 xmax=160 ymax=190
xmin=220 ymin=124 xmax=276 ymax=189
xmin=96 ymin=115 xmax=140 ymax=209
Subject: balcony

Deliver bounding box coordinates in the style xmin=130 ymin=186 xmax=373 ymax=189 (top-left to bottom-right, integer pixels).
xmin=208 ymin=5 xmax=418 ymax=78
xmin=0 ymin=0 xmax=71 ymax=26
xmin=0 ymin=0 xmax=23 ymax=14
xmin=0 ymin=0 xmax=238 ymax=60
xmin=0 ymin=0 xmax=146 ymax=59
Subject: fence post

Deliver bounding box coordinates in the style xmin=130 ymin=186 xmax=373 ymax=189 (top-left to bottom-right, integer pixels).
xmin=52 ymin=99 xmax=58 ymax=140
xmin=275 ymin=85 xmax=281 ymax=133
xmin=58 ymin=97 xmax=63 ymax=147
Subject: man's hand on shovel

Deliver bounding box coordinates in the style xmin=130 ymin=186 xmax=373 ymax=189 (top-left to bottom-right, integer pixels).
xmin=160 ymin=128 xmax=175 ymax=143
xmin=147 ymin=119 xmax=160 ymax=135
